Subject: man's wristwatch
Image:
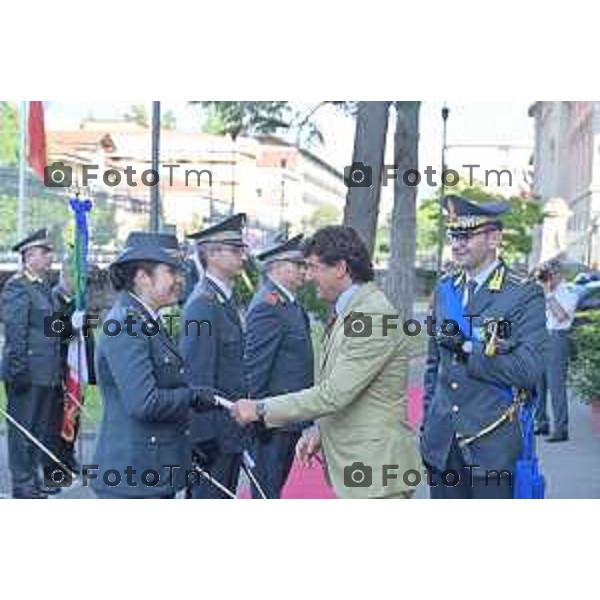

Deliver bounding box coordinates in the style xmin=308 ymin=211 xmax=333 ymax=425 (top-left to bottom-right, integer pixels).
xmin=255 ymin=401 xmax=267 ymax=423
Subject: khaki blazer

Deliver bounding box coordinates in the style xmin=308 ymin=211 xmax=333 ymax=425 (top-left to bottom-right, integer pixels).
xmin=264 ymin=282 xmax=419 ymax=498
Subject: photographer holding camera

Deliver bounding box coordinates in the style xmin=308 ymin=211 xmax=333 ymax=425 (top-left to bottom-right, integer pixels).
xmin=230 ymin=226 xmax=419 ymax=499
xmin=533 ymin=259 xmax=578 ymax=442
xmin=1 ymin=229 xmax=65 ymax=498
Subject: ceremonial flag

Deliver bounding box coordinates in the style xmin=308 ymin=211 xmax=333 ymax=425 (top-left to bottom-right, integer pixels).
xmin=27 ymin=101 xmax=46 ymax=181
xmin=61 ymin=197 xmax=93 ymax=444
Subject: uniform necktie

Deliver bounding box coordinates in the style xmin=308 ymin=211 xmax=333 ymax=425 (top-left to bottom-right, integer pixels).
xmin=463 ymin=279 xmax=478 ymax=309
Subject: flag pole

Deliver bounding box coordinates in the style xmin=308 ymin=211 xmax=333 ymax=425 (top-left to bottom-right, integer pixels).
xmin=17 ymin=101 xmax=28 ymax=240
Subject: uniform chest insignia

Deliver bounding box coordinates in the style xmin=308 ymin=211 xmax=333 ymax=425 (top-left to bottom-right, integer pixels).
xmin=264 ymin=291 xmax=283 ymax=306
xmin=487 ymin=265 xmax=506 ymax=292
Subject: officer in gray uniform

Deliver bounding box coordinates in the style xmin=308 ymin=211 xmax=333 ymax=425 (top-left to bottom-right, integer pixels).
xmin=92 ymin=232 xmax=217 ymax=499
xmin=245 ymin=234 xmax=314 ymax=498
xmin=421 ymin=196 xmax=547 ymax=499
xmin=181 ymin=213 xmax=248 ymax=499
xmin=1 ymin=229 xmax=64 ymax=498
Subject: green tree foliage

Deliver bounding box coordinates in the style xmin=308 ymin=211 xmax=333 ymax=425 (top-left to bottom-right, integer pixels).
xmin=123 ymin=104 xmax=149 ymax=128
xmin=199 ymin=101 xmax=292 ymax=140
xmin=0 ymin=192 xmax=116 ymax=254
xmin=416 ymin=198 xmax=441 ymax=253
xmin=570 ymin=312 xmax=600 ymax=403
xmin=123 ymin=105 xmax=177 ymax=130
xmin=162 ymin=110 xmax=177 ymax=130
xmin=301 ymin=204 xmax=341 ymax=234
xmin=0 ymin=101 xmax=19 ymax=166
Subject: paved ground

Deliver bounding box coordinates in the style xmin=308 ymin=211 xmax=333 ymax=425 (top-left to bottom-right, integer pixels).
xmin=2 ymin=372 xmax=600 ymax=499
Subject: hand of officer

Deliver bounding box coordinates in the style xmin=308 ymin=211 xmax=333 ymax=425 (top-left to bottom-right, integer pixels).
xmin=435 ymin=330 xmax=468 ymax=360
xmin=190 ymin=387 xmax=218 ymax=412
xmin=296 ymin=426 xmax=321 ymax=468
xmin=230 ymin=399 xmax=259 ymax=425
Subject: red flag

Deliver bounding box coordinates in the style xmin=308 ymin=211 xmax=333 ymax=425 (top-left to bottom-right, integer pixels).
xmin=27 ymin=101 xmax=46 ymax=181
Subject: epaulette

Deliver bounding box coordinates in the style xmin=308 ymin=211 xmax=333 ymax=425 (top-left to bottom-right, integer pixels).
xmin=487 ymin=264 xmax=507 ymax=292
xmin=264 ymin=291 xmax=283 ymax=306
xmin=22 ymin=270 xmax=43 ymax=284
xmin=198 ymin=288 xmax=225 ymax=304
xmin=505 ymin=270 xmax=528 ymax=286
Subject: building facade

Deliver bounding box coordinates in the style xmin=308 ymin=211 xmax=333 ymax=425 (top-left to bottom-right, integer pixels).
xmin=529 ymin=101 xmax=600 ymax=267
xmin=46 ymin=122 xmax=346 ymax=247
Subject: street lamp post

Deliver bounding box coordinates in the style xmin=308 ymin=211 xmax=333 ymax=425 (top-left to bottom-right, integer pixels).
xmin=150 ymin=101 xmax=161 ymax=232
xmin=279 ymin=158 xmax=287 ymax=232
xmin=436 ymin=104 xmax=450 ymax=274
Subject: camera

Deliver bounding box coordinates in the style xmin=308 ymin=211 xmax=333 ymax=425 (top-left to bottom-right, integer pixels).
xmin=44 ymin=312 xmax=72 ymax=338
xmin=43 ymin=465 xmax=73 ymax=488
xmin=344 ymin=312 xmax=372 ymax=338
xmin=44 ymin=161 xmax=72 ymax=188
xmin=344 ymin=161 xmax=373 ymax=188
xmin=535 ymin=267 xmax=552 ymax=283
xmin=344 ymin=462 xmax=372 ymax=488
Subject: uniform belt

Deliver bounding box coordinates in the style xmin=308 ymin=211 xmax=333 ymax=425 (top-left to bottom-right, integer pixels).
xmin=455 ymin=396 xmax=524 ymax=448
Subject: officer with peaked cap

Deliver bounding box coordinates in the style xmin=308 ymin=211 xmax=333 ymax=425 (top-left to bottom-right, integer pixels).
xmin=91 ymin=232 xmax=217 ymax=499
xmin=1 ymin=229 xmax=65 ymax=498
xmin=181 ymin=213 xmax=249 ymax=498
xmin=244 ymin=233 xmax=314 ymax=498
xmin=421 ymin=195 xmax=547 ymax=499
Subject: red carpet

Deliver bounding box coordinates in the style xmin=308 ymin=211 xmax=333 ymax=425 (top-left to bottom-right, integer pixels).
xmin=240 ymin=386 xmax=424 ymax=499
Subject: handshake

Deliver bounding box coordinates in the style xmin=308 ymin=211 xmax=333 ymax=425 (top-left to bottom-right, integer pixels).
xmin=193 ymin=393 xmax=323 ymax=468
xmin=189 ymin=389 xmax=261 ymax=425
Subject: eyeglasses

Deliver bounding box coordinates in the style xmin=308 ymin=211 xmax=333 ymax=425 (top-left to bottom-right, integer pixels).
xmin=218 ymin=244 xmax=247 ymax=256
xmin=447 ymin=227 xmax=495 ymax=244
xmin=305 ymin=260 xmax=328 ymax=273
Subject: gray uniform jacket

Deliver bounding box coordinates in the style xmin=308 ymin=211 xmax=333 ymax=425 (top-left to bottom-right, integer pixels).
xmin=421 ymin=263 xmax=547 ymax=475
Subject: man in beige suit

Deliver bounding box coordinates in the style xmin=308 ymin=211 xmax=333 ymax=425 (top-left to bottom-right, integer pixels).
xmin=232 ymin=226 xmax=419 ymax=498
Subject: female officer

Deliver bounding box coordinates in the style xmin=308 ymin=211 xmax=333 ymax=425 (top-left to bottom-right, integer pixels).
xmin=91 ymin=232 xmax=214 ymax=499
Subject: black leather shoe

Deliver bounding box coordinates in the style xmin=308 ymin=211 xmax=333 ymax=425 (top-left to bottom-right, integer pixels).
xmin=546 ymin=432 xmax=569 ymax=443
xmin=534 ymin=425 xmax=550 ymax=436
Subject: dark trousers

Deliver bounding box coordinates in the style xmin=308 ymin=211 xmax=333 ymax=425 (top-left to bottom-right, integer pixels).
xmin=428 ymin=439 xmax=514 ymax=499
xmin=535 ymin=330 xmax=570 ymax=435
xmin=187 ymin=447 xmax=242 ymax=499
xmin=250 ymin=429 xmax=301 ymax=499
xmin=5 ymin=383 xmax=62 ymax=492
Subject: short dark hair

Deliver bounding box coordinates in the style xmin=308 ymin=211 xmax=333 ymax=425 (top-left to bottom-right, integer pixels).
xmin=109 ymin=260 xmax=160 ymax=292
xmin=197 ymin=242 xmax=220 ymax=269
xmin=302 ymin=226 xmax=374 ymax=283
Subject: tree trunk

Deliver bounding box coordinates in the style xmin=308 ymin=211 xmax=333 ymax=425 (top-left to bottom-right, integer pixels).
xmin=385 ymin=101 xmax=420 ymax=323
xmin=343 ymin=101 xmax=391 ymax=256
